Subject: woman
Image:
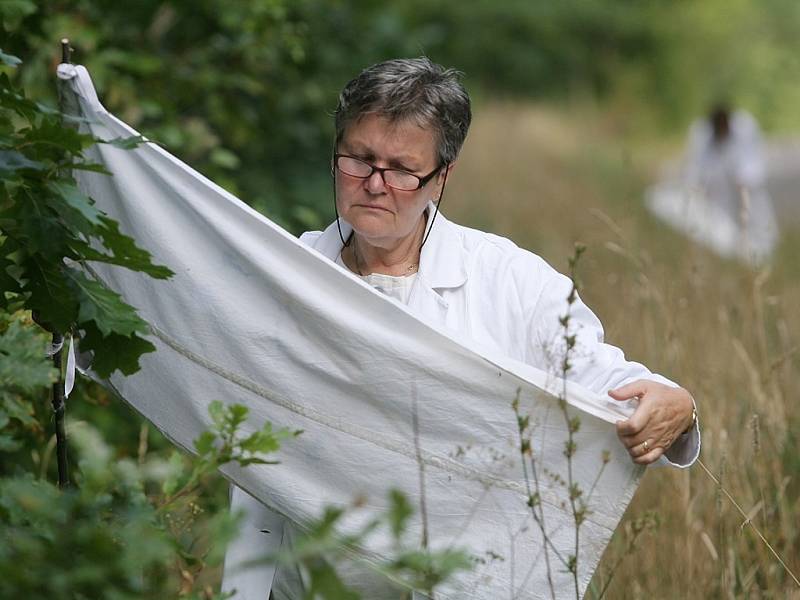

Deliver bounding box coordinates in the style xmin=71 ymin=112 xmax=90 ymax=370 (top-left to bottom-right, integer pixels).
xmin=223 ymin=57 xmax=699 ymax=599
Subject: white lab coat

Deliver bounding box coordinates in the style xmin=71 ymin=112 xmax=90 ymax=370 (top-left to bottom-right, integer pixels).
xmin=222 ymin=206 xmax=700 ymax=599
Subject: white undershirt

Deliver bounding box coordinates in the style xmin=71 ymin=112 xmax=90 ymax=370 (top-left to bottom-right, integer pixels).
xmin=336 ymin=253 xmax=417 ymax=305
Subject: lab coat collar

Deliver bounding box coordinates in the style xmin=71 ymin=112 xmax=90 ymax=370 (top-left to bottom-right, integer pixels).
xmin=314 ymin=202 xmax=468 ymax=290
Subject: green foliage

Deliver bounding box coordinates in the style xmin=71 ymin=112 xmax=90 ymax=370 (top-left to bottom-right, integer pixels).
xmin=278 ymin=490 xmax=472 ymax=599
xmin=0 ymin=313 xmax=57 ymax=451
xmin=0 ymin=423 xmax=174 ymax=599
xmin=304 ymin=559 xmax=361 ymax=600
xmin=0 ymin=51 xmax=173 ymax=378
xmin=381 ymin=490 xmax=472 ymax=592
xmin=0 ymin=399 xmax=297 ymax=599
xmin=164 ymin=400 xmax=300 ymax=497
xmin=5 ymin=0 xmax=798 ymax=252
xmin=387 ymin=488 xmax=413 ymax=540
xmin=385 ymin=544 xmax=473 ymax=594
xmin=3 ymin=0 xmax=344 ymax=233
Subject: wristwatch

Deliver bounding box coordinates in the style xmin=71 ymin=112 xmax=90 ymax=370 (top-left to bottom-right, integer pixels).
xmin=682 ymin=406 xmax=698 ymax=435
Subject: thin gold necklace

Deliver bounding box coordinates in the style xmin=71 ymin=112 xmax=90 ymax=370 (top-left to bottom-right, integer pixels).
xmin=351 ymin=235 xmax=419 ymax=276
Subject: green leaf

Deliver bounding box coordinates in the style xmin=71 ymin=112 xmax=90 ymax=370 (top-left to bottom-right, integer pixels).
xmin=161 ymin=451 xmax=186 ymax=496
xmin=387 ymin=547 xmax=473 ymax=590
xmin=0 ymin=394 xmax=35 ymax=430
xmin=235 ymin=457 xmax=279 ymax=467
xmin=239 ymin=429 xmax=278 ymax=455
xmin=102 ymin=135 xmax=148 ymax=150
xmin=95 ymin=217 xmax=173 ymax=279
xmin=0 ymin=318 xmax=57 ymax=394
xmin=46 ymin=181 xmax=104 ymax=226
xmin=0 ymin=74 xmax=40 ymax=121
xmin=79 ymin=321 xmax=156 ymax=378
xmin=208 ymin=400 xmax=225 ymax=431
xmin=0 ymin=254 xmax=21 ymax=306
xmin=387 ymin=489 xmax=413 ymax=541
xmin=8 ymin=192 xmax=73 ymax=259
xmin=238 ymin=423 xmax=297 ymax=457
xmin=306 ymin=559 xmax=361 ymax=600
xmin=68 ymin=161 xmax=112 ymax=176
xmin=20 ymin=256 xmax=78 ymax=332
xmin=67 ymin=270 xmax=149 ymax=337
xmin=307 ymin=506 xmax=346 ymax=539
xmin=193 ymin=431 xmax=217 ymax=456
xmin=22 ymin=119 xmax=95 ymax=156
xmin=226 ymin=403 xmax=249 ymax=430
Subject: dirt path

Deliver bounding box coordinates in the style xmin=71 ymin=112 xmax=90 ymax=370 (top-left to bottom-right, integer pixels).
xmin=766 ymin=137 xmax=800 ymax=226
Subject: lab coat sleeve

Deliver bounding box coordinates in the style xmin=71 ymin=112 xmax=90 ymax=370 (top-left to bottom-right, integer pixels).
xmin=523 ymin=259 xmax=700 ymax=467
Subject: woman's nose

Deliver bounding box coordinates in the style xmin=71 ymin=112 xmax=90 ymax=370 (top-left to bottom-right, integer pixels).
xmin=365 ymin=169 xmax=387 ymax=193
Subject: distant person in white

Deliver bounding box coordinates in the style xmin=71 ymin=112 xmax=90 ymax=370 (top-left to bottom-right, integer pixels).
xmin=223 ymin=58 xmax=700 ymax=600
xmin=686 ymin=105 xmax=778 ymax=261
xmin=649 ymin=104 xmax=778 ymax=264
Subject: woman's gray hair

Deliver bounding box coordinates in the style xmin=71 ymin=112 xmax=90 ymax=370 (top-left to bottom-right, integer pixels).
xmin=334 ymin=57 xmax=472 ymax=166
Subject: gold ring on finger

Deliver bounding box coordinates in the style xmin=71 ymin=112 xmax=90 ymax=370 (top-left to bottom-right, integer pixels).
xmin=642 ymin=440 xmax=649 ymax=452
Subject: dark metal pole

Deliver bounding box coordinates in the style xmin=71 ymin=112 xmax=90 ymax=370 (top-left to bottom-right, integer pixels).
xmin=47 ymin=37 xmax=73 ymax=488
xmin=61 ymin=38 xmax=72 ymax=64
xmin=50 ymin=333 xmax=70 ymax=487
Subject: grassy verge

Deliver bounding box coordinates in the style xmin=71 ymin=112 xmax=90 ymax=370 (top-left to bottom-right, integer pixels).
xmin=446 ymin=102 xmax=800 ymax=599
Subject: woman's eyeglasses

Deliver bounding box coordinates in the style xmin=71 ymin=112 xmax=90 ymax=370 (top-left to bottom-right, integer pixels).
xmin=334 ymin=154 xmax=443 ymax=191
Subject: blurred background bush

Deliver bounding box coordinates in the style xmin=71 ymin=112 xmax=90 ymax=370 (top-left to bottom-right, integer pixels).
xmin=6 ymin=0 xmax=800 ymax=232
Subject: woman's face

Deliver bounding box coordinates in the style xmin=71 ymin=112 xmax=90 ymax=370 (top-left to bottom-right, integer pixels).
xmin=335 ymin=114 xmax=445 ymax=249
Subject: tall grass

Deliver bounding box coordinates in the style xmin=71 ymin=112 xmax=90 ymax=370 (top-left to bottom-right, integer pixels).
xmin=446 ymin=103 xmax=800 ymax=599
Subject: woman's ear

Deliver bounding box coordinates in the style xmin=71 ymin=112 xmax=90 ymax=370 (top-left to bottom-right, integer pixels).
xmin=429 ymin=162 xmax=453 ymax=203
xmin=437 ymin=161 xmax=455 ymax=185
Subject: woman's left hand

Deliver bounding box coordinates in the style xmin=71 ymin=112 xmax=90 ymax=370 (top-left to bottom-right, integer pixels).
xmin=608 ymin=380 xmax=695 ymax=465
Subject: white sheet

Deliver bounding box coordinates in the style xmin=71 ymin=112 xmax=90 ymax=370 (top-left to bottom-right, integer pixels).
xmin=57 ymin=63 xmax=643 ymax=599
